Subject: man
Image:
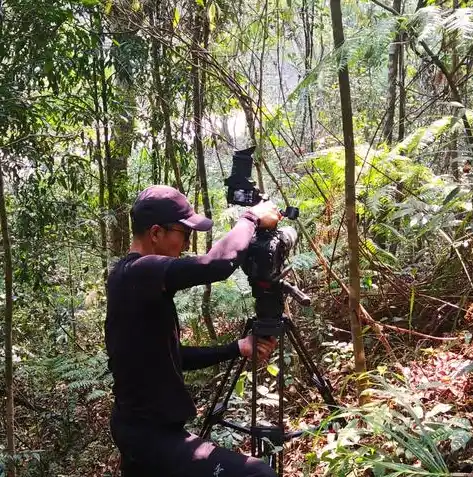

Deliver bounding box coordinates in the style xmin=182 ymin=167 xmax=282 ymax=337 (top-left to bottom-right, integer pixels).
xmin=105 ymin=185 xmax=281 ymax=477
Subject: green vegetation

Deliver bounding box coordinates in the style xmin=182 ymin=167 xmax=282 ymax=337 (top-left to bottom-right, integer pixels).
xmin=1 ymin=0 xmax=473 ymax=475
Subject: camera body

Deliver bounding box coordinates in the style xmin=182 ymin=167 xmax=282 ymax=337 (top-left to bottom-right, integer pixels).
xmin=241 ymin=227 xmax=298 ymax=320
xmin=241 ymin=227 xmax=297 ymax=283
xmin=225 ymin=147 xmax=305 ymax=318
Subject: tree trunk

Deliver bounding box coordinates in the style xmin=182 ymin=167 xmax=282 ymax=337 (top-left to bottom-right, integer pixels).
xmin=97 ymin=17 xmax=115 ymax=261
xmin=148 ymin=4 xmax=183 ymax=191
xmin=192 ymin=169 xmax=200 ymax=254
xmin=91 ymin=35 xmax=108 ymax=282
xmin=0 ymin=154 xmax=16 ymax=477
xmin=398 ymin=32 xmax=406 ymax=141
xmin=192 ymin=2 xmax=217 ymax=342
xmin=91 ymin=136 xmax=108 ymax=283
xmin=109 ymin=84 xmax=132 ymax=257
xmin=330 ymin=0 xmax=367 ymax=402
xmin=302 ymin=0 xmax=316 ymax=150
xmin=382 ymin=0 xmax=402 ymax=144
xmin=450 ymin=0 xmax=460 ymax=179
xmin=106 ymin=7 xmax=133 ymax=258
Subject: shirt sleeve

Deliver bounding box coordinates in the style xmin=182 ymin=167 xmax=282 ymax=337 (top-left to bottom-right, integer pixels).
xmin=164 ymin=211 xmax=258 ymax=293
xmin=180 ymin=341 xmax=241 ymax=371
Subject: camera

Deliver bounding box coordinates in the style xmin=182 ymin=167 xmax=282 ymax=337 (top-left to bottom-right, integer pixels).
xmin=224 ymin=146 xmax=261 ymax=206
xmin=225 ymin=147 xmax=309 ymax=319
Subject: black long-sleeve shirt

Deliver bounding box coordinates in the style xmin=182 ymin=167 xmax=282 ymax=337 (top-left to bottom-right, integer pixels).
xmin=105 ymin=212 xmax=258 ymax=425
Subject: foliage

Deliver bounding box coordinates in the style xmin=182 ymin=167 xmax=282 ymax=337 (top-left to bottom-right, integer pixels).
xmin=1 ymin=0 xmax=473 ymax=474
xmin=310 ymin=373 xmax=472 ymax=476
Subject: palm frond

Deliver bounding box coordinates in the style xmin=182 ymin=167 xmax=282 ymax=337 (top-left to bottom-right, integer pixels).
xmin=442 ymin=8 xmax=473 ymax=40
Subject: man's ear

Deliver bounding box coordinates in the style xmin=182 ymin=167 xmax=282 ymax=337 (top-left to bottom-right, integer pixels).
xmin=149 ymin=224 xmax=162 ymax=243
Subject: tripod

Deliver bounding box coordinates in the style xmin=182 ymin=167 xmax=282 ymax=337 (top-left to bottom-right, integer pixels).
xmin=200 ymin=282 xmax=344 ymax=476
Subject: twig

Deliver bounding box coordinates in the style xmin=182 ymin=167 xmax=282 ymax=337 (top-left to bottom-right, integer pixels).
xmin=370 ymin=0 xmax=399 ymax=15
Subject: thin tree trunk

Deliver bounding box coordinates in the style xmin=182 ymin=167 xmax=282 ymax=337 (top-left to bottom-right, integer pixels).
xmin=241 ymin=102 xmax=265 ymax=192
xmin=330 ymin=0 xmax=367 ymax=402
xmin=97 ymin=16 xmax=115 ymax=259
xmin=67 ymin=244 xmax=76 ymax=341
xmin=398 ymin=33 xmax=406 ymax=141
xmin=192 ymin=3 xmax=216 ymax=342
xmin=192 ymin=169 xmax=200 ymax=254
xmin=302 ymin=0 xmax=315 ymax=150
xmin=148 ymin=7 xmax=161 ymax=185
xmin=90 ymin=138 xmax=108 ymax=282
xmin=450 ymin=0 xmax=460 ymax=179
xmin=91 ymin=37 xmax=108 ymax=282
xmin=107 ymin=7 xmax=133 ymax=258
xmin=109 ymin=86 xmax=132 ymax=257
xmin=382 ymin=0 xmax=402 ymax=144
xmin=147 ymin=2 xmax=183 ymax=191
xmin=0 ymin=154 xmax=16 ymax=477
xmin=155 ymin=49 xmax=184 ymax=191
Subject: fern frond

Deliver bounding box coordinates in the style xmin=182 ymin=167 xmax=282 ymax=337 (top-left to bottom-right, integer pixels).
xmin=392 ymin=116 xmax=456 ymax=157
xmin=68 ymin=379 xmax=101 ymax=392
xmin=443 ymin=8 xmax=473 ymax=40
xmin=408 ymin=6 xmax=442 ymax=43
xmin=364 ymin=239 xmax=398 ymax=266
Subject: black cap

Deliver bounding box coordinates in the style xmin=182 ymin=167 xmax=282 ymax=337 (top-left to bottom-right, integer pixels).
xmin=131 ymin=185 xmax=213 ymax=232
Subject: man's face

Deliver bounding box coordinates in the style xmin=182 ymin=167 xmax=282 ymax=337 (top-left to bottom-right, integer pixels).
xmin=150 ymin=223 xmax=191 ymax=257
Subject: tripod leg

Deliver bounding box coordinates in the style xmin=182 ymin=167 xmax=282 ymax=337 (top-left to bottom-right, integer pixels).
xmin=251 ymin=324 xmax=258 ymax=457
xmin=200 ymin=319 xmax=252 ymax=439
xmin=285 ymin=318 xmax=343 ymax=418
xmin=277 ymin=325 xmax=285 ymax=477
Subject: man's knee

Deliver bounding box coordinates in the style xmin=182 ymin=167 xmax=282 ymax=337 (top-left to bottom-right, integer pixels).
xmin=245 ymin=458 xmax=278 ymax=477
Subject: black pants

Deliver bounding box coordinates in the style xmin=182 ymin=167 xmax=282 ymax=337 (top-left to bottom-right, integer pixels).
xmin=111 ymin=410 xmax=277 ymax=477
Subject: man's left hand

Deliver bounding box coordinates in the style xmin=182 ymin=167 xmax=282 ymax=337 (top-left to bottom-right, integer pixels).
xmin=238 ymin=336 xmax=277 ymax=361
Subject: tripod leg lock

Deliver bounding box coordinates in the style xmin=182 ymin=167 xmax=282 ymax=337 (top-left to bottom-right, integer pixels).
xmin=206 ymin=402 xmax=228 ymax=427
xmin=252 ymin=319 xmax=284 ymax=337
xmin=311 ymin=374 xmax=334 ymax=394
xmin=250 ymin=426 xmax=285 ymax=446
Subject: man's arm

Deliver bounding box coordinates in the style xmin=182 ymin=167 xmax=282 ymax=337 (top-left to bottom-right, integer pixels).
xmin=164 ymin=211 xmax=259 ymax=292
xmin=181 ymin=336 xmax=278 ymax=371
xmin=180 ymin=342 xmax=240 ymax=371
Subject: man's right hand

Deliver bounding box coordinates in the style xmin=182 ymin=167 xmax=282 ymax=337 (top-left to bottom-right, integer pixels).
xmin=250 ymin=201 xmax=281 ymax=230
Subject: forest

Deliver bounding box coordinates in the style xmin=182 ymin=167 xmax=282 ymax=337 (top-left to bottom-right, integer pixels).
xmin=1 ymin=0 xmax=473 ymax=475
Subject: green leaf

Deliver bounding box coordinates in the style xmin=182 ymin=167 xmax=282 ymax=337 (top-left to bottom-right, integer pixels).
xmin=196 ymin=0 xmax=205 ymax=7
xmin=443 ymin=186 xmax=460 ymax=205
xmin=173 ymin=7 xmax=181 ymax=29
xmin=43 ymin=59 xmax=54 ymax=74
xmin=425 ymin=403 xmax=452 ymax=419
xmin=77 ymin=0 xmax=99 ymax=6
xmin=105 ymin=0 xmax=113 ymax=15
xmin=235 ymin=373 xmax=246 ymax=397
xmin=449 ymin=429 xmax=472 ymax=452
xmin=208 ymin=2 xmax=218 ymax=31
xmin=267 ymin=363 xmax=279 ymax=376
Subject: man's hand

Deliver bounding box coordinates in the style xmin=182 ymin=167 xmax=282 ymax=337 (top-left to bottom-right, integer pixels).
xmin=250 ymin=201 xmax=282 ymax=230
xmin=238 ymin=336 xmax=277 ymax=361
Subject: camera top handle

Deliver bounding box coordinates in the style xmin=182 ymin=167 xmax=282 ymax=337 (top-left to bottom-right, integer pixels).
xmin=224 ymin=146 xmax=299 ymax=220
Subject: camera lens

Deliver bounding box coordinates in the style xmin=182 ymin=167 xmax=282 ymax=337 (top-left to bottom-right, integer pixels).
xmin=278 ymin=226 xmax=297 ymax=250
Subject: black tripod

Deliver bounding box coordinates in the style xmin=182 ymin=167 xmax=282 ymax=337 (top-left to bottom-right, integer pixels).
xmin=200 ymin=280 xmax=345 ymax=477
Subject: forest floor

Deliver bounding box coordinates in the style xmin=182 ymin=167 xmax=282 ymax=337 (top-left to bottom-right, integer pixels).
xmin=11 ymin=301 xmax=473 ymax=476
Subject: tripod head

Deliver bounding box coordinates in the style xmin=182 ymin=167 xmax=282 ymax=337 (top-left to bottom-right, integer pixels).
xmin=224 ymin=146 xmax=310 ymax=320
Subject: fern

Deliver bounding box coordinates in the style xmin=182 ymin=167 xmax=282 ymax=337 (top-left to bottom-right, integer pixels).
xmin=39 ymin=351 xmax=111 ymax=397
xmin=392 ymin=116 xmax=457 ymax=157
xmin=364 ymin=238 xmax=398 ymax=266
xmin=442 ymin=8 xmax=473 ymax=41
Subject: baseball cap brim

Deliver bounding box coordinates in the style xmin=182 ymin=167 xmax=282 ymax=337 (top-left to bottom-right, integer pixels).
xmin=179 ymin=213 xmax=213 ymax=231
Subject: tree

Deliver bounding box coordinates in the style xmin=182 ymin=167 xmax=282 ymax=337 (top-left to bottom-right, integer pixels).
xmin=330 ymin=0 xmax=367 ymax=402
xmin=0 ymin=154 xmax=15 ymax=477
